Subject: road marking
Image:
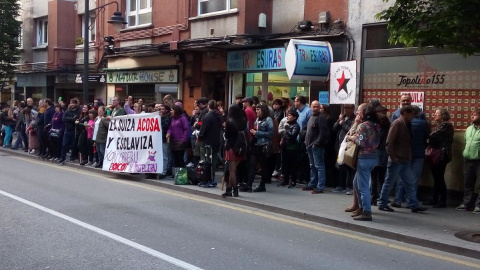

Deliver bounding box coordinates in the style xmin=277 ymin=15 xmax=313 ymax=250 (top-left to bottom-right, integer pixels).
xmin=10 ymin=156 xmax=480 ymax=268
xmin=0 ymin=189 xmax=204 ymax=270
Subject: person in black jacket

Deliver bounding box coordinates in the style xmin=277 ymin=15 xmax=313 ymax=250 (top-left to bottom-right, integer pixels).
xmin=12 ymin=102 xmax=28 ymax=151
xmin=277 ymin=108 xmax=300 ymax=188
xmin=41 ymin=99 xmax=55 ymax=158
xmin=58 ymin=98 xmax=81 ymax=165
xmin=198 ymin=100 xmax=223 ymax=181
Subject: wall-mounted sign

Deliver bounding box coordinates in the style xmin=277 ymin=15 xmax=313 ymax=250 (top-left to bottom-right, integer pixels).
xmin=285 ymin=39 xmax=333 ymax=81
xmin=227 ymin=48 xmax=286 ymax=71
xmin=319 ymin=91 xmax=329 ymax=104
xmin=107 ymin=69 xmax=178 ymax=84
xmin=75 ymin=74 xmax=106 ymax=83
xmin=329 ymin=60 xmax=357 ymax=104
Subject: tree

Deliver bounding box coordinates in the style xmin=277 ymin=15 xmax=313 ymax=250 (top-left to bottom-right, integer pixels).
xmin=376 ymin=0 xmax=480 ymax=56
xmin=0 ymin=0 xmax=21 ymax=90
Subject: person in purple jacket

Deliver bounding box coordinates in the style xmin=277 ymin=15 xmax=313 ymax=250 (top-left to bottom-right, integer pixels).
xmin=48 ymin=104 xmax=64 ymax=161
xmin=166 ymin=105 xmax=189 ymax=169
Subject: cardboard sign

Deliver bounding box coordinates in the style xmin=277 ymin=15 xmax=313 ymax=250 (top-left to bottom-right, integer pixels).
xmin=103 ymin=113 xmax=163 ymax=173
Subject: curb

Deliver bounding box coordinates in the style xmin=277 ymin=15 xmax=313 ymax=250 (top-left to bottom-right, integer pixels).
xmin=2 ymin=148 xmax=479 ymax=259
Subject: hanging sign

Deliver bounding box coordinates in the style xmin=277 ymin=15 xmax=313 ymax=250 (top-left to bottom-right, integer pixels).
xmin=329 ymin=60 xmax=357 ymax=104
xmin=285 ymin=39 xmax=333 ymax=81
xmin=103 ymin=113 xmax=163 ymax=173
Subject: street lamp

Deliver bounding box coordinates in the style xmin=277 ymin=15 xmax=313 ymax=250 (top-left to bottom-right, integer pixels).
xmin=83 ymin=1 xmax=126 ymax=104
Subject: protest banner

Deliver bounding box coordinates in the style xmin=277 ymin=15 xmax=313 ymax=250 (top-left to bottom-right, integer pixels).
xmin=103 ymin=112 xmax=163 ymax=173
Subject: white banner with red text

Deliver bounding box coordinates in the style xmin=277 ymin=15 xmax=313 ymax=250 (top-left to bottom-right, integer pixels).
xmin=103 ymin=112 xmax=163 ymax=173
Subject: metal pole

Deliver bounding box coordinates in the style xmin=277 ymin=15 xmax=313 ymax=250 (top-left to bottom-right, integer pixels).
xmin=83 ymin=0 xmax=90 ymax=104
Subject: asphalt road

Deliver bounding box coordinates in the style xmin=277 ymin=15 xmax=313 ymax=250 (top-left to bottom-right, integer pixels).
xmin=1 ymin=153 xmax=479 ymax=270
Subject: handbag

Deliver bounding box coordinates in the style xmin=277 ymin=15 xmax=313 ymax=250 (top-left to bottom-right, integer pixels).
xmin=337 ymin=136 xmax=348 ymax=165
xmin=343 ymin=141 xmax=359 ymax=170
xmin=262 ymin=142 xmax=273 ymax=157
xmin=425 ymin=146 xmax=442 ymax=165
xmin=49 ymin=129 xmax=60 ymax=139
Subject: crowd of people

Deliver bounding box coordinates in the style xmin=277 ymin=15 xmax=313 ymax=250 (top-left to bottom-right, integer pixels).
xmin=1 ymin=92 xmax=479 ymax=221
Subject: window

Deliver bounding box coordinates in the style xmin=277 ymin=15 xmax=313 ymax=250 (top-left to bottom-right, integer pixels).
xmin=17 ymin=26 xmax=23 ymax=49
xmin=127 ymin=0 xmax=152 ymax=27
xmin=37 ymin=19 xmax=48 ymax=46
xmin=364 ymin=24 xmax=404 ymax=50
xmin=199 ymin=0 xmax=237 ymax=15
xmin=81 ymin=14 xmax=96 ymax=44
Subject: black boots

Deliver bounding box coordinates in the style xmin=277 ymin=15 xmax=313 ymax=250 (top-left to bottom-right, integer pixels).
xmin=222 ymin=187 xmax=240 ymax=197
xmin=222 ymin=187 xmax=233 ymax=197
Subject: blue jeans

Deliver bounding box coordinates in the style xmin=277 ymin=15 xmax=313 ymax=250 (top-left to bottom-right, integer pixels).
xmin=14 ymin=130 xmax=28 ymax=149
xmin=379 ymin=160 xmax=420 ymax=209
xmin=60 ymin=130 xmax=75 ymax=160
xmin=3 ymin=125 xmax=13 ymax=147
xmin=354 ymin=158 xmax=377 ymax=212
xmin=96 ymin=142 xmax=106 ymax=165
xmin=394 ymin=158 xmax=424 ymax=205
xmin=306 ymin=146 xmax=326 ymax=190
xmin=162 ymin=142 xmax=171 ymax=175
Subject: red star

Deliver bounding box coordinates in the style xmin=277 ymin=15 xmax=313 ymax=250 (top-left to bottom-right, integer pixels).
xmin=337 ymin=71 xmax=350 ymax=94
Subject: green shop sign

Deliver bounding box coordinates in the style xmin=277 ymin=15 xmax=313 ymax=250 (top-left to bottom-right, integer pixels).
xmin=107 ymin=69 xmax=178 ymax=84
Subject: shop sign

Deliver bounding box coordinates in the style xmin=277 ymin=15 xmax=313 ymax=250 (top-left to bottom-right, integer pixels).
xmin=285 ymin=39 xmax=333 ymax=81
xmin=329 ymin=60 xmax=357 ymax=104
xmin=107 ymin=69 xmax=178 ymax=84
xmin=75 ymin=74 xmax=106 ymax=83
xmin=227 ymin=48 xmax=285 ymax=71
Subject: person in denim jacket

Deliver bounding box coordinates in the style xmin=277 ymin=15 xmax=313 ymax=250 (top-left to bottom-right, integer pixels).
xmin=245 ymin=103 xmax=273 ymax=192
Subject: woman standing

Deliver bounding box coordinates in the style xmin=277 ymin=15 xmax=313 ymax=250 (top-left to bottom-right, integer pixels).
xmin=93 ymin=106 xmax=109 ymax=168
xmin=75 ymin=104 xmax=90 ymax=164
xmin=48 ymin=105 xmax=64 ymax=161
xmin=166 ymin=105 xmax=190 ymax=168
xmin=424 ymin=107 xmax=454 ymax=208
xmin=222 ymin=104 xmax=248 ymax=197
xmin=347 ymin=104 xmax=380 ymax=221
xmin=245 ymin=103 xmax=273 ymax=192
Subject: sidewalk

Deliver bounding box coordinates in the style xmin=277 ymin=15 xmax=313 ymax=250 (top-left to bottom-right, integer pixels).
xmin=1 ymin=147 xmax=479 ymax=259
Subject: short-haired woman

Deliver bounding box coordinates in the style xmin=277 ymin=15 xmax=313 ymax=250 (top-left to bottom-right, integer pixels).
xmin=424 ymin=107 xmax=454 ymax=208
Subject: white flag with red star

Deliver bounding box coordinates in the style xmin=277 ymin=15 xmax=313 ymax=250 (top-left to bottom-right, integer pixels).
xmin=329 ymin=60 xmax=357 ymax=104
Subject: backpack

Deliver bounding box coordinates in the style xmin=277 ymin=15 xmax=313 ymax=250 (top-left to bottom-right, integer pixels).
xmin=233 ymin=130 xmax=248 ymax=156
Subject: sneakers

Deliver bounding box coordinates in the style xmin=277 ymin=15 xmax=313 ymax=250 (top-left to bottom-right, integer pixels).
xmin=302 ymin=186 xmax=314 ymax=191
xmin=57 ymin=159 xmax=66 ymax=166
xmin=311 ymin=188 xmax=324 ymax=194
xmin=411 ymin=206 xmax=428 ymax=213
xmin=378 ymin=205 xmax=395 ymax=212
xmin=80 ymin=160 xmax=88 ymax=166
xmin=472 ymin=207 xmax=480 ymax=214
xmin=345 ymin=188 xmax=353 ymax=195
xmin=253 ymin=186 xmax=266 ymax=192
xmin=87 ymin=161 xmax=95 ymax=166
xmin=456 ymin=204 xmax=467 ymax=211
xmin=272 ymin=170 xmax=281 ymax=177
xmin=332 ymin=186 xmax=346 ymax=193
xmin=186 ymin=162 xmax=195 ymax=168
xmin=391 ymin=202 xmax=403 ymax=208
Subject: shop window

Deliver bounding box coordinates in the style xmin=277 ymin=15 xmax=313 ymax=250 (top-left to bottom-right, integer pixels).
xmin=36 ymin=18 xmax=48 ymax=46
xmin=365 ymin=24 xmax=404 ymax=50
xmin=199 ymin=0 xmax=237 ymax=15
xmin=245 ymin=71 xmax=309 ymax=105
xmin=17 ymin=26 xmax=23 ymax=49
xmin=127 ymin=0 xmax=152 ymax=27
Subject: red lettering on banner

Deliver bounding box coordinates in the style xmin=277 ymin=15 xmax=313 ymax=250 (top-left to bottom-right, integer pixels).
xmin=109 ymin=163 xmax=129 ymax=171
xmin=136 ymin=118 xmax=160 ymax=132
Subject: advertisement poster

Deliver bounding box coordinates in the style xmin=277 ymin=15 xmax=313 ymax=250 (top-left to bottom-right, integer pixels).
xmin=329 ymin=60 xmax=357 ymax=104
xmin=103 ymin=113 xmax=163 ymax=173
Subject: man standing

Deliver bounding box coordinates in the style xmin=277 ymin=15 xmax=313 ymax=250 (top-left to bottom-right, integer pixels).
xmin=391 ymin=93 xmax=426 ymax=122
xmin=294 ymin=96 xmax=312 ymax=131
xmin=58 ymin=98 xmax=81 ymax=165
xmin=111 ymin=96 xmax=127 ymax=117
xmin=393 ymin=106 xmax=430 ymax=207
xmin=378 ymin=105 xmax=427 ymax=213
xmin=242 ymin=98 xmax=256 ymax=138
xmin=198 ymin=100 xmax=223 ymax=181
xmin=457 ymin=109 xmax=480 ymax=214
xmin=302 ymin=101 xmax=330 ymax=194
